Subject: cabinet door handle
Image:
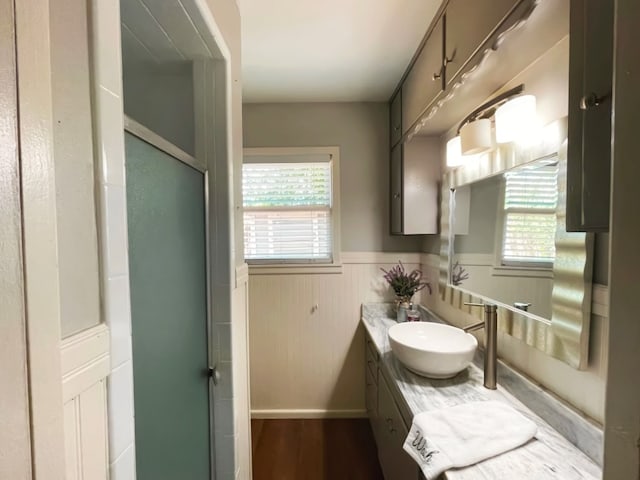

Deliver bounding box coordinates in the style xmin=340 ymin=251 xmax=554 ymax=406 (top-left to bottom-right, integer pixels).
xmin=432 ymin=70 xmax=442 ymax=81
xmin=444 ymin=49 xmax=456 ymax=66
xmin=393 ymin=193 xmax=400 ymax=199
xmin=580 ymin=91 xmax=610 ymax=110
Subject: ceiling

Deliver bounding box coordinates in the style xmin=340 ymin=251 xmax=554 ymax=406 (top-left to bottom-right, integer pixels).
xmin=238 ymin=0 xmax=442 ymax=103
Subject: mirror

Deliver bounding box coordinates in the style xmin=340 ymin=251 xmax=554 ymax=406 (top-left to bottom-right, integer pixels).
xmin=450 ymin=156 xmax=559 ymax=320
xmin=439 ymin=118 xmax=594 ymax=369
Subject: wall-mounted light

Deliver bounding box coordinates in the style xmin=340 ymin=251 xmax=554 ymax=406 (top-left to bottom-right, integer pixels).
xmin=460 ymin=119 xmax=493 ymax=155
xmin=447 ymin=84 xmax=537 ymax=169
xmin=495 ymin=95 xmax=537 ymax=144
xmin=446 ymin=136 xmax=464 ymax=167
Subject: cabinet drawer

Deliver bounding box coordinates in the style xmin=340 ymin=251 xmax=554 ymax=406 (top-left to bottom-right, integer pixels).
xmin=378 ymin=374 xmax=419 ymax=480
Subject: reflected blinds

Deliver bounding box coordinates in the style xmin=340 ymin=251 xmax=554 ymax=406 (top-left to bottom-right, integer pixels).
xmin=243 ymin=159 xmax=333 ymax=262
xmin=502 ymin=164 xmax=558 ymax=265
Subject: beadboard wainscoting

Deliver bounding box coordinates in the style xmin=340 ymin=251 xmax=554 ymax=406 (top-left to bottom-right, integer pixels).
xmin=249 ymin=252 xmax=427 ymax=418
xmin=61 ymin=324 xmax=111 ymax=480
xmin=420 ymin=254 xmax=609 ymax=424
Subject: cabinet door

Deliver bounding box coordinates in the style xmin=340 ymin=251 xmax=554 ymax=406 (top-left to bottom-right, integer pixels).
xmin=390 ymin=144 xmax=403 ymax=235
xmin=390 ymin=92 xmax=402 ymax=147
xmin=378 ymin=374 xmax=418 ymax=480
xmin=444 ymin=0 xmax=519 ymax=86
xmin=402 ymin=17 xmax=444 ymax=132
xmin=566 ymin=0 xmax=613 ymax=231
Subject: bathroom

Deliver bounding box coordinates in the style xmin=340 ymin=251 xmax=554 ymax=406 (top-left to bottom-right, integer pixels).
xmin=243 ymin=0 xmax=625 ymax=478
xmin=1 ymin=0 xmax=638 ymax=479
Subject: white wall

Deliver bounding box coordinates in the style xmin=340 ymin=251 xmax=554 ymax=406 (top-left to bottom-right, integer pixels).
xmin=242 ymin=102 xmax=428 ymax=253
xmin=249 ymin=253 xmax=428 ymax=417
xmin=243 ymin=103 xmax=434 ymax=419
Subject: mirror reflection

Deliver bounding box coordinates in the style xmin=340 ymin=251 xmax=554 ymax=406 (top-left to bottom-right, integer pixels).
xmin=450 ymin=156 xmax=559 ymax=319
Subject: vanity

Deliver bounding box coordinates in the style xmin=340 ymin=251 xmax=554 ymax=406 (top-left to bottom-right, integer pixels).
xmin=362 ymin=303 xmax=602 ymax=480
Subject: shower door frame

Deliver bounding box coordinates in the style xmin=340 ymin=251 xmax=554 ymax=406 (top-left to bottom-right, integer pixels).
xmin=123 ymin=115 xmax=216 ymax=478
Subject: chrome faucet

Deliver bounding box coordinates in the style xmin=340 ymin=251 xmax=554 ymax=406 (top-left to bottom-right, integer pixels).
xmin=463 ymin=303 xmax=498 ymax=390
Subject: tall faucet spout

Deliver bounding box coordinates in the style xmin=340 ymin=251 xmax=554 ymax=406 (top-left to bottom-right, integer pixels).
xmin=463 ymin=303 xmax=498 ymax=390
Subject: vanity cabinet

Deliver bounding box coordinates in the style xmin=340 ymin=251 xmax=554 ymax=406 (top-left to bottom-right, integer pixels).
xmin=365 ymin=332 xmax=420 ymax=480
xmin=566 ymin=0 xmax=614 ymax=232
xmin=390 ymin=137 xmax=440 ymax=235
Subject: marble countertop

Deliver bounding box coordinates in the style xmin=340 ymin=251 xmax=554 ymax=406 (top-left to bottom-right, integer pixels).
xmin=362 ymin=303 xmax=602 ymax=480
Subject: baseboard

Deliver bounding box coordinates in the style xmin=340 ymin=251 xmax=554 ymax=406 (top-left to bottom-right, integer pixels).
xmin=251 ymin=409 xmax=367 ymax=419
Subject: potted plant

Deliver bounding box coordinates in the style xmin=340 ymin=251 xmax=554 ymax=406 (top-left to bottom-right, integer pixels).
xmin=381 ymin=261 xmax=431 ymax=321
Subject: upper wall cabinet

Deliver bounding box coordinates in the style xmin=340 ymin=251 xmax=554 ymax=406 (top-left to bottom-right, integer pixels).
xmin=390 ymin=137 xmax=440 ymax=236
xmin=390 ymin=92 xmax=402 ymax=147
xmin=566 ymin=0 xmax=614 ymax=232
xmin=401 ymin=17 xmax=443 ymax=134
xmin=444 ymin=0 xmax=520 ymax=86
xmin=394 ymin=0 xmax=557 ymax=137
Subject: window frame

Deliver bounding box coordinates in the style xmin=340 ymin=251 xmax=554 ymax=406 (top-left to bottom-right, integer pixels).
xmin=494 ymin=164 xmax=558 ymax=272
xmin=242 ymin=146 xmax=342 ymax=274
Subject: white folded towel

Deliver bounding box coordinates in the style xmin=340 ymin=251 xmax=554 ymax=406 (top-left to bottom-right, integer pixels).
xmin=403 ymin=401 xmax=537 ymax=479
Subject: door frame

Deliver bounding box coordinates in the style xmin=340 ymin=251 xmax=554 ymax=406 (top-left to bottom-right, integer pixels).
xmin=1 ymin=0 xmax=33 ymax=476
xmin=13 ymin=0 xmax=67 ymax=477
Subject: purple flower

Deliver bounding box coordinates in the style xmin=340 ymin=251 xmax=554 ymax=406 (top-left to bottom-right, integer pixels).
xmin=381 ymin=261 xmax=432 ymax=300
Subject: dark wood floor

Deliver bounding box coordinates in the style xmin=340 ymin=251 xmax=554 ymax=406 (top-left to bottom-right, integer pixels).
xmin=251 ymin=419 xmax=384 ymax=480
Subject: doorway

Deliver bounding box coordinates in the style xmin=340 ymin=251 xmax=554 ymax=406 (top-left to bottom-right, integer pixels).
xmin=119 ymin=3 xmax=231 ymax=478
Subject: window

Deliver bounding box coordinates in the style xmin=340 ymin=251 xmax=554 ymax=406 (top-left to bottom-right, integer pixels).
xmin=242 ymin=148 xmax=339 ymax=265
xmin=501 ymin=160 xmax=558 ymax=266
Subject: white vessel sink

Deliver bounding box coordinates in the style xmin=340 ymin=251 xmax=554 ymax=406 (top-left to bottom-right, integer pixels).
xmin=388 ymin=322 xmax=478 ymax=379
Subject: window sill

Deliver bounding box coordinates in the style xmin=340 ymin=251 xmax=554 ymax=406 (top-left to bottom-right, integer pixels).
xmin=248 ymin=263 xmax=343 ymax=275
xmin=491 ymin=265 xmax=554 ymax=279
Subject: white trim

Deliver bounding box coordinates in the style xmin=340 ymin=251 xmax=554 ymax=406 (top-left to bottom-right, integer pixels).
xmin=15 ymin=0 xmax=67 ymax=475
xmin=242 ymin=146 xmax=342 ymax=267
xmin=124 ymin=115 xmax=206 ymax=172
xmin=235 ymin=263 xmax=249 ymax=287
xmin=251 ymin=409 xmax=368 ymax=419
xmin=61 ymin=326 xmax=110 ymax=480
xmin=61 ymin=324 xmax=110 ymax=402
xmin=249 ymin=264 xmax=343 ymax=275
xmin=341 ymin=251 xmax=423 ymax=264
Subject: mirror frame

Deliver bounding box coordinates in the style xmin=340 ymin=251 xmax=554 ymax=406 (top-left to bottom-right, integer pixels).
xmin=439 ymin=117 xmax=594 ymax=369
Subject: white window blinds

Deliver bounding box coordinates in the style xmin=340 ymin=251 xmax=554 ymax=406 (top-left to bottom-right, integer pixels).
xmin=502 ymin=163 xmax=558 ymax=265
xmin=243 ymin=157 xmax=334 ymax=263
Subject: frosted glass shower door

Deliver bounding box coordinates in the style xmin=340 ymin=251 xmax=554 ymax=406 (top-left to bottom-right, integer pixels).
xmin=125 ymin=132 xmax=211 ymax=479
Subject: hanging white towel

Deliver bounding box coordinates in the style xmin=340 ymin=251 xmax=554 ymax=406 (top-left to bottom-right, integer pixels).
xmin=403 ymin=401 xmax=537 ymax=480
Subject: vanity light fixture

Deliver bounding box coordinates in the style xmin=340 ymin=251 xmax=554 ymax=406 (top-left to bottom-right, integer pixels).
xmin=446 ymin=136 xmax=464 ymax=167
xmin=455 ymin=84 xmax=526 ymax=156
xmin=460 ymin=119 xmax=493 ymax=155
xmin=495 ymin=95 xmax=537 ymax=144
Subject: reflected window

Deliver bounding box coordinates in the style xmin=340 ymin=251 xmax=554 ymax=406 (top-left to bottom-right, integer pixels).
xmin=501 ymin=161 xmax=558 ymax=266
